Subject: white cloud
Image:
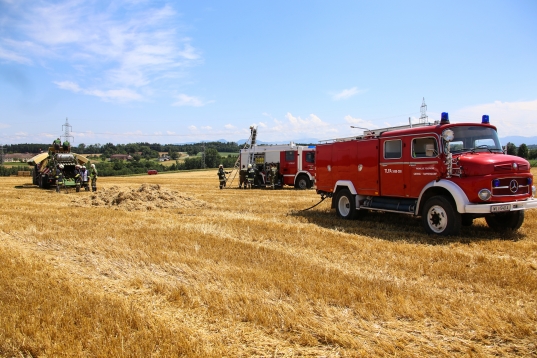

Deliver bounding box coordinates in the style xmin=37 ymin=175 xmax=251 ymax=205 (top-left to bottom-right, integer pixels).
xmin=257 ymin=113 xmax=337 ymax=141
xmin=224 ymin=124 xmax=235 ymax=129
xmin=1 ymin=1 xmax=201 ymax=101
xmin=332 ymin=87 xmax=366 ymax=101
xmin=0 ymin=46 xmax=32 ymax=64
xmin=453 ymin=99 xmax=537 ymax=137
xmin=172 ymin=94 xmax=212 ymax=107
xmin=344 ymin=115 xmax=376 ymax=131
xmin=188 ymin=125 xmax=197 ymax=131
xmin=201 ymin=126 xmax=212 ymax=130
xmin=54 ymin=81 xmax=142 ymax=102
xmin=166 ymin=131 xmax=175 ymax=135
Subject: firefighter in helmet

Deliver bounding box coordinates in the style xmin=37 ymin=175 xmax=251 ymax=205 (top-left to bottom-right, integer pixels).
xmin=239 ymin=164 xmax=247 ymax=189
xmin=270 ymin=163 xmax=278 ymax=188
xmin=217 ymin=164 xmax=230 ymax=189
xmin=80 ymin=165 xmax=89 ymax=191
xmin=246 ymin=163 xmax=255 ymax=189
xmin=55 ymin=164 xmax=64 ymax=193
xmin=90 ymin=163 xmax=98 ymax=192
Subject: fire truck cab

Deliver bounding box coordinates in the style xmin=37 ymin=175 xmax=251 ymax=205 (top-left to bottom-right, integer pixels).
xmin=240 ymin=143 xmax=316 ymax=189
xmin=316 ymin=113 xmax=537 ymax=235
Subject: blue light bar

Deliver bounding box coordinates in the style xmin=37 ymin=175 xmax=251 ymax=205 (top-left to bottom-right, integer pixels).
xmin=308 ymin=145 xmax=316 ymax=148
xmin=482 ymin=115 xmax=490 ymax=124
xmin=492 ymin=179 xmax=500 ymax=187
xmin=440 ymin=112 xmax=450 ymax=124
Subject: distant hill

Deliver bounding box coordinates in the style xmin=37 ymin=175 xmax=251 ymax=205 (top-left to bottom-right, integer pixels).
xmin=500 ymin=136 xmax=537 ymax=146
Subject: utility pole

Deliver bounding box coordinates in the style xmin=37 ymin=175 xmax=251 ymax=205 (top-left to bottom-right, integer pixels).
xmin=0 ymin=144 xmax=4 ymax=165
xmin=419 ymin=98 xmax=428 ymax=124
xmin=201 ymin=142 xmax=206 ymax=169
xmin=61 ymin=117 xmax=74 ymax=145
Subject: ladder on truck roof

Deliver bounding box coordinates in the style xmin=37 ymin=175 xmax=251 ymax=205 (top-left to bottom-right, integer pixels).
xmin=318 ymin=122 xmax=434 ymax=143
xmin=225 ymin=126 xmax=257 ymax=188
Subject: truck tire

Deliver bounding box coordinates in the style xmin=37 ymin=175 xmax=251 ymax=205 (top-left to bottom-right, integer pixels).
xmin=485 ymin=211 xmax=524 ymax=232
xmin=421 ymin=195 xmax=461 ymax=236
xmin=335 ymin=189 xmax=357 ymax=220
xmin=295 ymin=174 xmax=310 ymax=189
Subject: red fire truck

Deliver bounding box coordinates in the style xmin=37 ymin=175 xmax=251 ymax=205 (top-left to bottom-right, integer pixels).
xmin=240 ymin=143 xmax=316 ymax=189
xmin=315 ymin=113 xmax=537 ymax=235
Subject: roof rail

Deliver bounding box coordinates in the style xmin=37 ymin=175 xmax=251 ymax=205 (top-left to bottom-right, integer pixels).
xmin=319 ymin=122 xmax=434 ymax=143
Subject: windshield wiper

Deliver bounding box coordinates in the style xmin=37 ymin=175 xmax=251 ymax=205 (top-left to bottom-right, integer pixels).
xmin=471 ymin=145 xmax=493 ymax=153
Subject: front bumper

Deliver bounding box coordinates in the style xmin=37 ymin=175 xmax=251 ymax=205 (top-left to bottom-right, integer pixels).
xmin=464 ymin=197 xmax=537 ymax=214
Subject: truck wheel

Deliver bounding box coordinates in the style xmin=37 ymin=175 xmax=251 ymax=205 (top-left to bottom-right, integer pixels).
xmin=295 ymin=175 xmax=310 ymax=189
xmin=335 ymin=189 xmax=357 ymax=220
xmin=485 ymin=211 xmax=524 ymax=232
xmin=421 ymin=196 xmax=461 ymax=236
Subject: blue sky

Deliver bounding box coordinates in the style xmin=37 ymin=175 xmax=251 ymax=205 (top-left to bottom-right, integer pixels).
xmin=1 ymin=0 xmax=536 ymax=145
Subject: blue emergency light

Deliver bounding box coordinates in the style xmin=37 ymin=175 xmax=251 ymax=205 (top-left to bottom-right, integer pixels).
xmin=440 ymin=112 xmax=450 ymax=124
xmin=492 ymin=179 xmax=500 ymax=187
xmin=308 ymin=145 xmax=316 ymax=148
xmin=482 ymin=115 xmax=490 ymax=124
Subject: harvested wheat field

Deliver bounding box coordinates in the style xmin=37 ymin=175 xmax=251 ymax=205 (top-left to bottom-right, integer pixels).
xmin=1 ymin=170 xmax=537 ymax=357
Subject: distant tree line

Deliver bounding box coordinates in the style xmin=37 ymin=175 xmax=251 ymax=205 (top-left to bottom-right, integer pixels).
xmin=3 ymin=141 xmax=241 ymax=157
xmin=505 ymin=143 xmax=537 ymax=160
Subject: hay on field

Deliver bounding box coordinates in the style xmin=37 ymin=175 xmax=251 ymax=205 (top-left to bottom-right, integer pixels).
xmin=72 ymin=184 xmax=208 ymax=211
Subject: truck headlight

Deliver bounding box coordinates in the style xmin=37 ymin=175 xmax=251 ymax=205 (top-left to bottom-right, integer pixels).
xmin=478 ymin=189 xmax=491 ymax=201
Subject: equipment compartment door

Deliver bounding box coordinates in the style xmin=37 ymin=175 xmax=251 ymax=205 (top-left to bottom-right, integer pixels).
xmin=380 ymin=138 xmax=405 ymax=197
xmin=280 ymin=150 xmax=297 ymax=186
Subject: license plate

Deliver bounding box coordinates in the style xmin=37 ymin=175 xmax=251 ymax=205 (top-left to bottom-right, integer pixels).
xmin=491 ymin=204 xmax=511 ymax=213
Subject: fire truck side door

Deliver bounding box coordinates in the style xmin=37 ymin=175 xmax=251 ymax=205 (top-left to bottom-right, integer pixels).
xmin=301 ymin=150 xmax=316 ymax=177
xmin=351 ymin=140 xmax=379 ymax=196
xmin=280 ymin=150 xmax=297 ymax=186
xmin=380 ymin=138 xmax=405 ymax=197
xmin=405 ymin=136 xmax=441 ymax=198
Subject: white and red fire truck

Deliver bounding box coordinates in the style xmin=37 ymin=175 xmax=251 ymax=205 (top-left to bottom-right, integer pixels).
xmin=315 ymin=113 xmax=537 ymax=235
xmin=240 ymin=143 xmax=316 ymax=189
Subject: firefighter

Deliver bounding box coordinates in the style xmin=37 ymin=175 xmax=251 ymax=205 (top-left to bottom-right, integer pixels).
xmin=247 ymin=163 xmax=255 ymax=189
xmin=239 ymin=164 xmax=247 ymax=189
xmin=80 ymin=165 xmax=89 ymax=191
xmin=53 ymin=138 xmax=61 ymax=150
xmin=217 ymin=164 xmax=230 ymax=189
xmin=74 ymin=165 xmax=81 ymax=190
xmin=55 ymin=164 xmax=64 ymax=193
xmin=271 ymin=163 xmax=278 ymax=188
xmin=90 ymin=163 xmax=98 ymax=192
xmin=266 ymin=162 xmax=273 ymax=187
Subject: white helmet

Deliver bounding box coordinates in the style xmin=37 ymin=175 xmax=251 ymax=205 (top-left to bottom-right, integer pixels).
xmin=59 ymin=164 xmax=64 ymax=169
xmin=75 ymin=165 xmax=80 ymax=169
xmin=248 ymin=164 xmax=252 ymax=168
xmin=91 ymin=164 xmax=95 ymax=168
xmin=219 ymin=164 xmax=223 ymax=168
xmin=81 ymin=166 xmax=86 ymax=169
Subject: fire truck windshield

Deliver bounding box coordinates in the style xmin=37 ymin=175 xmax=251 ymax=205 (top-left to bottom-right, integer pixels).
xmin=448 ymin=126 xmax=502 ymax=154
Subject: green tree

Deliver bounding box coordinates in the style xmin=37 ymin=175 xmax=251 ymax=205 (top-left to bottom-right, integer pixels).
xmin=517 ymin=143 xmax=528 ymax=159
xmin=205 ymin=148 xmax=220 ymax=168
xmin=506 ymin=142 xmax=517 ymax=155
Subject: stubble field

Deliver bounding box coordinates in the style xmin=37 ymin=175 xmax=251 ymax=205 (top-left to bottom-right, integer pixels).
xmin=1 ymin=170 xmax=536 ymax=357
